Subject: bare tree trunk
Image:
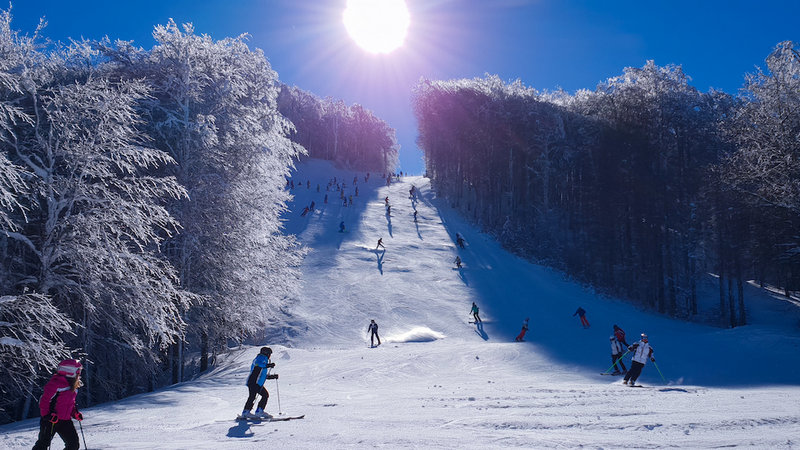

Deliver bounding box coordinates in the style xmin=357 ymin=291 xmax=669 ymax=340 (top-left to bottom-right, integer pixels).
xmin=736 ymin=255 xmax=746 ymax=326
xmin=200 ymin=331 xmax=209 ymax=372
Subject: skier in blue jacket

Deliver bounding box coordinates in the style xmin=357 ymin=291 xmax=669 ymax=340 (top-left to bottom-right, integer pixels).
xmin=241 ymin=347 xmax=279 ymax=419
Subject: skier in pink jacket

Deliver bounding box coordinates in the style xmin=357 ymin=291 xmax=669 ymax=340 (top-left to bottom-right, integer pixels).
xmin=32 ymin=359 xmax=84 ymax=450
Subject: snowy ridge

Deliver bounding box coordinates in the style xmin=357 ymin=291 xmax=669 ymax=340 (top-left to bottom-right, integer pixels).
xmin=2 ymin=158 xmax=799 ymax=449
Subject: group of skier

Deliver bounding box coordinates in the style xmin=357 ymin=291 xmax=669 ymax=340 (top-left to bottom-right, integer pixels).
xmin=606 ymin=323 xmax=656 ymax=386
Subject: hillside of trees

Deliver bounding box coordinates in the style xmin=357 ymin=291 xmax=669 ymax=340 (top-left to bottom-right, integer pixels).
xmin=278 ymin=84 xmax=399 ymax=172
xmin=413 ymin=42 xmax=800 ymax=328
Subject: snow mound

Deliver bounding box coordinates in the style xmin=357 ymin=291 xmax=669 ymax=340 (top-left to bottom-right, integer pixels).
xmin=385 ymin=326 xmax=446 ymax=343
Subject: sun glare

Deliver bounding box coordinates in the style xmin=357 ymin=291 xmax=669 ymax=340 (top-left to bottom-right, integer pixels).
xmin=343 ymin=0 xmax=410 ymax=54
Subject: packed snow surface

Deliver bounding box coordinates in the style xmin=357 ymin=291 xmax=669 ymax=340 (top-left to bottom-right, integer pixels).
xmin=3 ymin=158 xmax=799 ymax=449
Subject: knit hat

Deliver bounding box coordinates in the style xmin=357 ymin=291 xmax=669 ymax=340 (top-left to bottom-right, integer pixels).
xmin=57 ymin=359 xmax=82 ymax=377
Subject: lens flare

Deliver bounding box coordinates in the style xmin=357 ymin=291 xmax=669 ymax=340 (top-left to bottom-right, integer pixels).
xmin=343 ymin=0 xmax=410 ymax=54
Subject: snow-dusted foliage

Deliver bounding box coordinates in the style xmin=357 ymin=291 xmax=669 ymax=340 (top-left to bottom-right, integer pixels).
xmin=278 ymin=84 xmax=399 ymax=172
xmin=722 ymin=42 xmax=800 ymax=212
xmin=0 ymin=32 xmax=192 ymax=408
xmin=0 ymin=10 xmax=310 ymax=422
xmin=101 ymin=20 xmax=305 ymax=378
xmin=413 ymin=57 xmax=795 ymax=325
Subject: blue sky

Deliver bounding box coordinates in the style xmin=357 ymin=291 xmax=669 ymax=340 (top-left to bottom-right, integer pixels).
xmin=11 ymin=0 xmax=800 ymax=174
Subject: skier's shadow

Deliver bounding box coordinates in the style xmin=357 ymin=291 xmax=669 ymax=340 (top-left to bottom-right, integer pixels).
xmin=457 ymin=267 xmax=468 ymax=285
xmin=386 ymin=213 xmax=393 ymax=237
xmin=227 ymin=421 xmax=256 ymax=438
xmin=474 ymin=322 xmax=488 ymax=341
xmin=375 ymin=249 xmax=385 ymax=275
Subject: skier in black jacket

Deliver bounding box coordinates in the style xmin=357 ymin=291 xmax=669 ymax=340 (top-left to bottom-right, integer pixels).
xmin=368 ymin=320 xmax=381 ymax=347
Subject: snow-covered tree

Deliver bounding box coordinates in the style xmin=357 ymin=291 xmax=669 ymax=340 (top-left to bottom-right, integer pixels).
xmin=103 ymin=21 xmax=305 ymax=377
xmin=1 ymin=32 xmax=191 ymax=407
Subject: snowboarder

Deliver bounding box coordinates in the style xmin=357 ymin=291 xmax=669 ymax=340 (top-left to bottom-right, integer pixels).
xmin=613 ymin=324 xmax=629 ymax=347
xmin=470 ymin=302 xmax=482 ymax=323
xmin=339 ymin=221 xmax=346 ymax=233
xmin=368 ymin=319 xmax=381 ymax=347
xmin=609 ymin=335 xmax=628 ymax=375
xmin=454 ymin=256 xmax=462 ymax=268
xmin=456 ymin=233 xmax=465 ymax=249
xmin=32 ymin=359 xmax=84 ymax=450
xmin=515 ymin=318 xmax=530 ymax=342
xmin=376 ymin=238 xmax=385 ymax=250
xmin=573 ymin=307 xmax=590 ymax=328
xmin=623 ymin=334 xmax=655 ymax=386
xmin=241 ymin=347 xmax=279 ymax=419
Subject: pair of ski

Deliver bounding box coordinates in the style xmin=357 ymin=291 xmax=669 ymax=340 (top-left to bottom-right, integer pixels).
xmin=236 ymin=414 xmax=305 ymax=422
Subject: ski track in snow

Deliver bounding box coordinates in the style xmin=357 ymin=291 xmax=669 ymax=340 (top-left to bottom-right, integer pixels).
xmin=3 ymin=159 xmax=800 ymax=449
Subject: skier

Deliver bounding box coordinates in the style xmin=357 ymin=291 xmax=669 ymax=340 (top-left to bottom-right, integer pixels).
xmin=454 ymin=255 xmax=462 ymax=268
xmin=339 ymin=221 xmax=346 ymax=233
xmin=32 ymin=359 xmax=84 ymax=450
xmin=241 ymin=347 xmax=279 ymax=419
xmin=384 ymin=196 xmax=389 ymax=206
xmin=623 ymin=334 xmax=655 ymax=386
xmin=573 ymin=306 xmax=590 ymax=328
xmin=609 ymin=335 xmax=628 ymax=375
xmin=386 ymin=205 xmax=391 ymax=216
xmin=470 ymin=302 xmax=482 ymax=323
xmin=613 ymin=324 xmax=629 ymax=347
xmin=368 ymin=319 xmax=381 ymax=347
xmin=376 ymin=238 xmax=385 ymax=250
xmin=456 ymin=233 xmax=465 ymax=249
xmin=413 ymin=210 xmax=418 ymax=222
xmin=515 ymin=318 xmax=530 ymax=342
xmin=300 ymin=206 xmax=309 ymax=217
xmin=309 ymin=201 xmax=315 ymax=211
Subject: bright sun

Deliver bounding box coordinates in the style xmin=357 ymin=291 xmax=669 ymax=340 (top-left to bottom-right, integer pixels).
xmin=343 ymin=0 xmax=410 ymax=54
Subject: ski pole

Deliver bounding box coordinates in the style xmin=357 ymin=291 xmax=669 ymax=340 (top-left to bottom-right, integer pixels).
xmin=79 ymin=420 xmax=87 ymax=450
xmin=275 ymin=376 xmax=282 ymax=415
xmin=652 ymin=360 xmax=667 ymax=383
xmin=603 ymin=349 xmax=630 ymax=374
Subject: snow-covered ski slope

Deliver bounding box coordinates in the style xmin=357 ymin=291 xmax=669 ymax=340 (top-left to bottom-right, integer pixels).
xmin=3 ymin=158 xmax=799 ymax=449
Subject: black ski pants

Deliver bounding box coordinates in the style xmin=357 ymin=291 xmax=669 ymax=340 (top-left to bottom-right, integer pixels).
xmin=624 ymin=361 xmax=645 ymax=384
xmin=611 ymin=353 xmax=627 ymax=372
xmin=370 ymin=330 xmax=381 ymax=346
xmin=32 ymin=416 xmax=79 ymax=450
xmin=244 ymin=382 xmax=269 ymax=411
